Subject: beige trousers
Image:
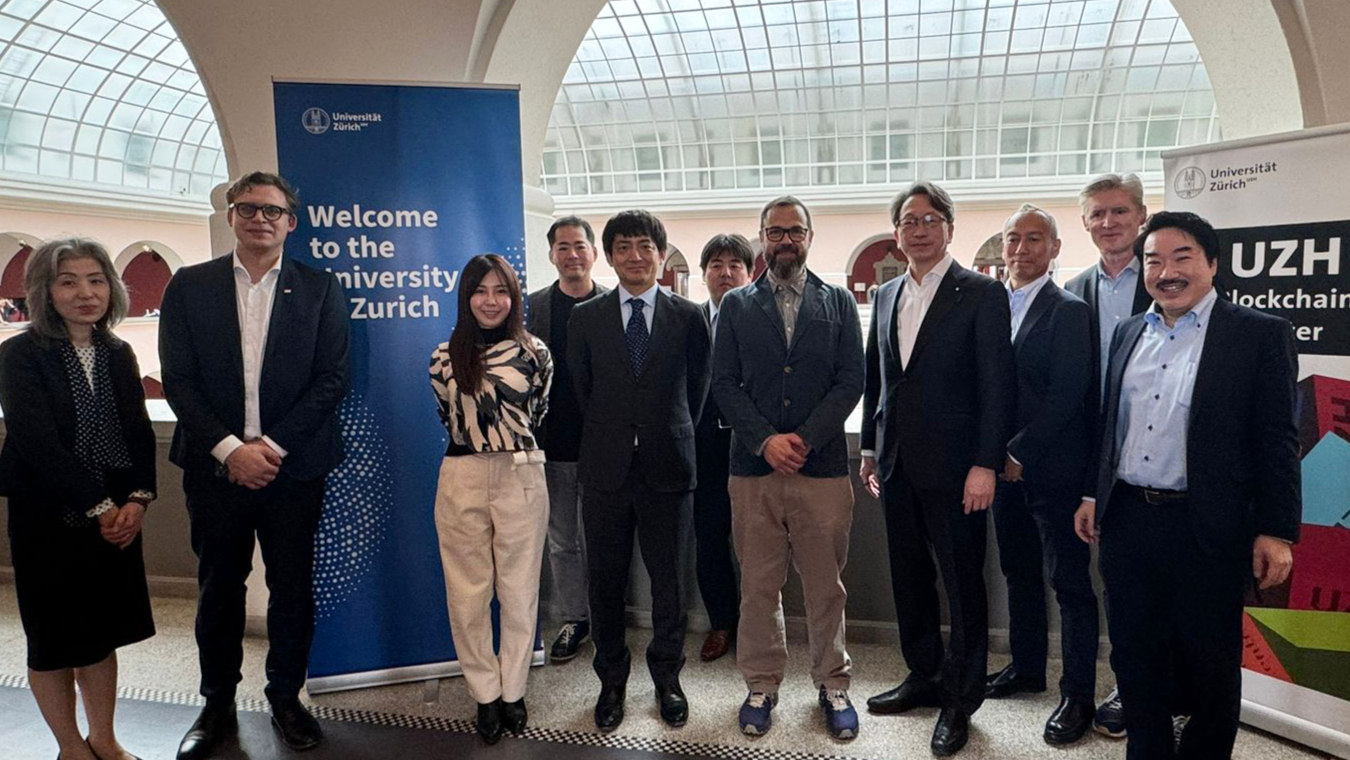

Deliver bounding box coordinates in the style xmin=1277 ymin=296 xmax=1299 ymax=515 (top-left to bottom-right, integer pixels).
xmin=434 ymin=450 xmax=549 ymax=704
xmin=730 ymin=472 xmax=854 ymax=694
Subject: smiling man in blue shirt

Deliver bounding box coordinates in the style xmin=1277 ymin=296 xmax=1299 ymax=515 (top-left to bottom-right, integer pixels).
xmin=1074 ymin=211 xmax=1300 ymax=760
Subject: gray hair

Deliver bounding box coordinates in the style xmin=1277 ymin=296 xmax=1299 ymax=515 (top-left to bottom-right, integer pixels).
xmin=1078 ymin=172 xmax=1145 ymax=213
xmin=24 ymin=237 xmax=128 ymax=344
xmin=1005 ymin=203 xmax=1059 ymax=239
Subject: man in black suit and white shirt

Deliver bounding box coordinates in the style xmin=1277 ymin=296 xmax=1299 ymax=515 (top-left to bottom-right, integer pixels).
xmin=160 ymin=172 xmax=350 ymax=759
xmin=525 ymin=216 xmax=608 ymax=663
xmin=1074 ymin=211 xmax=1299 ymax=760
xmin=983 ymin=204 xmax=1099 ymax=745
xmin=692 ymin=233 xmax=752 ymax=663
xmin=567 ymin=209 xmax=711 ymax=732
xmin=860 ymin=181 xmax=1014 ymax=756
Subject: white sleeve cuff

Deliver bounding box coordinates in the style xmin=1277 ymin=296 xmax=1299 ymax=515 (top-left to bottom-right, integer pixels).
xmin=86 ymin=498 xmax=117 ymax=518
xmin=1008 ymin=452 xmax=1022 ymax=466
xmin=1082 ymin=497 xmax=1096 ymax=504
xmin=211 ymin=435 xmax=245 ymax=464
xmin=262 ymin=435 xmax=288 ymax=458
xmin=860 ymin=449 xmax=876 ymax=458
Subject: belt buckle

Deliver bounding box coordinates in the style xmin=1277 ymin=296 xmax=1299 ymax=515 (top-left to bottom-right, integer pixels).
xmin=1141 ymin=488 xmax=1164 ymax=505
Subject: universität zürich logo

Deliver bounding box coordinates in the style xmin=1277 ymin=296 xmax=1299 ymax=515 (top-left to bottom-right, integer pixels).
xmin=302 ymin=107 xmax=331 ymax=135
xmin=1174 ymin=166 xmax=1205 ymax=199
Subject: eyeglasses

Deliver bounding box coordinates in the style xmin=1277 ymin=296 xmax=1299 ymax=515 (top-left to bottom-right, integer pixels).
xmin=230 ymin=202 xmax=291 ymax=221
xmin=897 ymin=213 xmax=947 ymax=231
xmin=763 ymin=226 xmax=809 ymax=242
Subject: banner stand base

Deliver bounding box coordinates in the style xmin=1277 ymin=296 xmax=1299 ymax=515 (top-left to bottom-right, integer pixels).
xmin=307 ymin=649 xmax=547 ymax=696
xmin=1242 ymin=698 xmax=1350 ymax=759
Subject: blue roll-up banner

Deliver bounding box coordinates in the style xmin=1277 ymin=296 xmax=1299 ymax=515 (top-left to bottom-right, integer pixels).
xmin=273 ymin=80 xmax=537 ymax=693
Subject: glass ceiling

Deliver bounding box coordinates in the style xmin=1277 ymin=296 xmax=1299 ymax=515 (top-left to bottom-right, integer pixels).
xmin=0 ymin=0 xmax=225 ymax=198
xmin=542 ymin=0 xmax=1219 ymax=197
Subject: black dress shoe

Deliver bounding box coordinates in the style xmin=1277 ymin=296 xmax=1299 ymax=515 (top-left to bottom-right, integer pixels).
xmin=594 ymin=684 xmax=626 ymax=732
xmin=270 ymin=698 xmax=322 ymax=751
xmin=502 ymin=697 xmax=528 ymax=734
xmin=656 ymin=684 xmax=688 ymax=727
xmin=931 ymin=706 xmax=971 ymax=757
xmin=867 ymin=676 xmax=941 ymax=714
xmin=1044 ymin=695 xmax=1093 ymax=745
xmin=984 ymin=663 xmax=1047 ymax=699
xmin=477 ymin=699 xmax=504 ymax=745
xmin=176 ymin=702 xmax=238 ymax=760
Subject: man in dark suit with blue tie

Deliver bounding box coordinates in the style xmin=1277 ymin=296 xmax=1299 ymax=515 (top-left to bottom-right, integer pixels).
xmin=159 ymin=172 xmax=350 ymax=759
xmin=1075 ymin=211 xmax=1299 ymax=760
xmin=860 ymin=181 xmax=1014 ymax=756
xmin=567 ymin=209 xmax=711 ymax=732
xmin=983 ymin=204 xmax=1099 ymax=745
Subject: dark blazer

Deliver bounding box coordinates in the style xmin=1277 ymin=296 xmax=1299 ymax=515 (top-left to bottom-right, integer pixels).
xmin=567 ymin=287 xmax=710 ymax=493
xmin=1007 ymin=281 xmax=1094 ymax=490
xmin=861 ymin=261 xmax=1015 ymax=490
xmin=158 ymin=255 xmax=350 ymax=481
xmin=712 ymin=270 xmax=864 ymax=479
xmin=1064 ymin=260 xmax=1151 ymax=392
xmin=0 ymin=331 xmax=156 ymax=524
xmin=696 ymin=301 xmax=731 ymax=479
xmin=1089 ymin=299 xmax=1301 ymax=557
xmin=526 ymin=281 xmax=609 ymax=341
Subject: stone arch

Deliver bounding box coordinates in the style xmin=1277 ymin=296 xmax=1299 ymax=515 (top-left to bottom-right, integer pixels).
xmin=659 ymin=246 xmax=690 ymax=297
xmin=0 ymin=232 xmax=43 ymax=322
xmin=972 ymin=233 xmax=1006 ymax=282
xmin=115 ymin=241 xmax=185 ymax=318
xmin=845 ymin=233 xmax=907 ymax=305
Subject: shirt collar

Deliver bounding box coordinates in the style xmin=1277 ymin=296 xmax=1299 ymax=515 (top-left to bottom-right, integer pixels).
xmin=232 ymin=251 xmax=283 ymax=281
xmin=1006 ymin=271 xmax=1051 ymax=299
xmin=1145 ymin=287 xmax=1219 ymax=331
xmin=1097 ymin=256 xmax=1140 ymax=282
xmin=619 ymin=282 xmax=659 ymax=309
xmin=767 ymin=265 xmax=808 ymax=296
xmin=708 ymin=298 xmax=721 ymax=323
xmin=906 ymin=253 xmax=954 ymax=289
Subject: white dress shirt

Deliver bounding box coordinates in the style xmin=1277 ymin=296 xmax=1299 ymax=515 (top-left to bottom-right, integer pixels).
xmin=896 ymin=253 xmax=954 ymax=369
xmin=210 ymin=252 xmax=287 ymax=464
xmin=618 ymin=282 xmax=658 ymax=333
xmin=1007 ymin=271 xmax=1052 ymax=341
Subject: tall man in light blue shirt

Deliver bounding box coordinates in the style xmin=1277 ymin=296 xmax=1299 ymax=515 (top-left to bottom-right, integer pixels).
xmin=1074 ymin=211 xmax=1299 ymax=760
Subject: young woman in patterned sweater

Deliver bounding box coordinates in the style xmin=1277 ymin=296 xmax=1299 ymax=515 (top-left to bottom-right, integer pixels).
xmin=428 ymin=254 xmax=553 ymax=744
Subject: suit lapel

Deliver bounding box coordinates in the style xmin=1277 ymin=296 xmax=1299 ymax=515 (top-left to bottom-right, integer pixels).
xmin=750 ymin=275 xmax=787 ymax=349
xmin=644 ymin=289 xmax=673 ymax=379
xmin=905 ymin=264 xmax=962 ymax=371
xmin=1105 ymin=317 xmax=1147 ymax=463
xmin=214 ymin=255 xmax=245 ymax=388
xmin=1131 ymin=268 xmax=1153 ymax=315
xmin=786 ymin=276 xmax=823 ymax=354
xmin=260 ymin=260 xmax=293 ymax=381
xmin=878 ymin=279 xmax=901 ymax=370
xmin=1013 ymin=281 xmax=1056 ymax=353
xmin=604 ymin=290 xmax=637 ymax=381
xmin=1186 ymin=299 xmax=1229 ymax=435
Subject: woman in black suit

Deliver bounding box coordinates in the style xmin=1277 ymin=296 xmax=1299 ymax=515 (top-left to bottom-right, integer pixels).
xmin=0 ymin=238 xmax=156 ymax=760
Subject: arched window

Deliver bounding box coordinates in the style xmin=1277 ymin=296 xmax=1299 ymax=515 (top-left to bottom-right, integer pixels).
xmin=846 ymin=233 xmax=908 ymax=304
xmin=115 ymin=241 xmax=183 ymax=317
xmin=973 ymin=233 xmax=1006 ymax=281
xmin=0 ymin=233 xmax=40 ymax=323
xmin=141 ymin=371 xmax=164 ymax=400
xmin=658 ymin=245 xmax=690 ymax=297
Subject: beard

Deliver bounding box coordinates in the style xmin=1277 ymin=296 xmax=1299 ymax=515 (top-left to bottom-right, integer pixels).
xmin=769 ymin=245 xmax=804 ymax=280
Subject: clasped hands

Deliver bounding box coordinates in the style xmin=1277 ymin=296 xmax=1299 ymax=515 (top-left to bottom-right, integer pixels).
xmin=763 ymin=433 xmax=810 ymax=475
xmin=97 ymin=502 xmax=144 ymax=549
xmin=226 ymin=439 xmax=282 ymax=489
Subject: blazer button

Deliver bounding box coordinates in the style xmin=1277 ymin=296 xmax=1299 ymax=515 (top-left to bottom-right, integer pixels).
xmin=783 ymin=365 xmax=793 ymax=374
xmin=783 ymin=399 xmax=792 ymax=407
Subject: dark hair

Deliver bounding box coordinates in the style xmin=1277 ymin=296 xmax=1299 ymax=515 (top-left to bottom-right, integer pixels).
xmin=25 ymin=237 xmax=128 ymax=345
xmin=1136 ymin=211 xmax=1220 ymax=263
xmin=226 ymin=171 xmax=300 ymax=212
xmin=889 ymin=181 xmax=955 ymax=227
xmin=601 ymin=210 xmax=667 ymax=256
xmin=699 ymin=233 xmax=754 ymax=271
xmin=547 ymin=215 xmax=595 ymax=246
xmin=447 ymin=254 xmax=530 ymax=393
xmin=759 ymin=195 xmax=812 ymax=230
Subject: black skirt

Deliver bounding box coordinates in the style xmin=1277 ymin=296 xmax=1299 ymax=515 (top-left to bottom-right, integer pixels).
xmin=8 ymin=498 xmax=155 ymax=671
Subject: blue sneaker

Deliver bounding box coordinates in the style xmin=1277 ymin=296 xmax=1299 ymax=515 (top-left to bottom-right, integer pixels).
xmin=819 ymin=687 xmax=859 ymax=739
xmin=739 ymin=692 xmax=777 ymax=736
xmin=1094 ymin=686 xmax=1126 ymax=738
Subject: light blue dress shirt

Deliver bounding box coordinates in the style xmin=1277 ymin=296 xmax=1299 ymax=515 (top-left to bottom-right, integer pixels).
xmin=1006 ymin=272 xmax=1051 ymax=341
xmin=1096 ymin=258 xmax=1141 ymax=393
xmin=1114 ymin=288 xmax=1219 ymax=490
xmin=619 ymin=283 xmax=658 ymax=333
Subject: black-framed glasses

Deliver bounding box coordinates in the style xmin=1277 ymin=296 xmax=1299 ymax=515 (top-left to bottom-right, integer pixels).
xmin=763 ymin=226 xmax=809 ymax=242
xmin=230 ymin=202 xmax=291 ymax=221
xmin=897 ymin=213 xmax=946 ymax=231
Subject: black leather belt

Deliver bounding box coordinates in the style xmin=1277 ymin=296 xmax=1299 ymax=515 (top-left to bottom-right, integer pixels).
xmin=1119 ymin=483 xmax=1188 ymax=505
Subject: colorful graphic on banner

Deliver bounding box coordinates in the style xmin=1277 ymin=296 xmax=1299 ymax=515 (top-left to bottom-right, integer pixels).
xmin=1166 ymin=125 xmax=1350 ymax=758
xmin=274 ymin=81 xmax=527 ymax=691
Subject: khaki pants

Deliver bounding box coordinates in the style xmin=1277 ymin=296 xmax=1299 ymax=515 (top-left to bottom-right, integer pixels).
xmin=729 ymin=473 xmax=853 ymax=694
xmin=434 ymin=451 xmax=548 ymax=704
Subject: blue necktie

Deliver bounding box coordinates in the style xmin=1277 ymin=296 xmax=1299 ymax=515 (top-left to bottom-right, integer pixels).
xmin=626 ymin=298 xmax=649 ymax=374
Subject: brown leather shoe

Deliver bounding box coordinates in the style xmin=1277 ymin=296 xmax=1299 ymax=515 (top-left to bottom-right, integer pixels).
xmin=700 ymin=630 xmax=733 ymax=662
